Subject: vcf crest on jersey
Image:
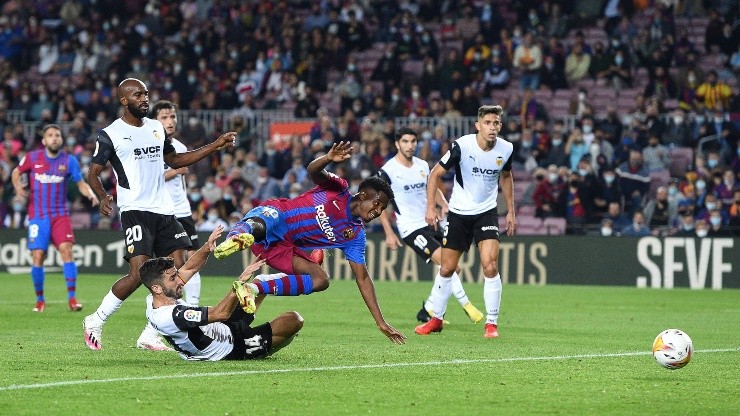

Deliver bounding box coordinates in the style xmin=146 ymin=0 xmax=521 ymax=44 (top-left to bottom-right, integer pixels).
xmin=496 ymin=156 xmax=504 ymax=167
xmin=153 ymin=130 xmax=162 ymax=140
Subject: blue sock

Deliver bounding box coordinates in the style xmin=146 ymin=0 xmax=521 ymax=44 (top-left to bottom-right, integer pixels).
xmin=256 ymin=275 xmax=314 ymax=296
xmin=227 ymin=220 xmax=253 ymax=239
xmin=63 ymin=262 xmax=78 ymax=299
xmin=31 ymin=266 xmax=45 ymax=302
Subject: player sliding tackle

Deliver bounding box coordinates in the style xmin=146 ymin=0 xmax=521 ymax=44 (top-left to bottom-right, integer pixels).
xmin=214 ymin=142 xmax=406 ymax=344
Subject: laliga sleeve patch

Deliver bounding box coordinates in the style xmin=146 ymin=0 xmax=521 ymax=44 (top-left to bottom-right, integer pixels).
xmin=184 ymin=309 xmax=202 ymax=322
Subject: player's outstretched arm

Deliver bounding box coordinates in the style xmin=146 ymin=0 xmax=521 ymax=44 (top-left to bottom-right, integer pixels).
xmin=500 ymin=169 xmax=516 ymax=236
xmin=349 ymin=261 xmax=407 ymax=344
xmin=178 ymin=225 xmax=224 ymax=282
xmin=425 ymin=163 xmax=447 ymax=229
xmin=164 ymin=132 xmax=236 ymax=169
xmin=306 ymin=141 xmax=353 ymax=184
xmin=87 ymin=163 xmax=114 ymax=216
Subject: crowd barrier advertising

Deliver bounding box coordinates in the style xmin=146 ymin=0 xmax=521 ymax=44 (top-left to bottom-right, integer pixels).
xmin=0 ymin=230 xmax=736 ymax=289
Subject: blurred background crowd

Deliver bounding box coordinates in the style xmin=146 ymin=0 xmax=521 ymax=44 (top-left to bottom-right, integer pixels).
xmin=0 ymin=0 xmax=738 ymax=237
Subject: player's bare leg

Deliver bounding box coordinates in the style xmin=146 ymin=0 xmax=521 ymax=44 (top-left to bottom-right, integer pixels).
xmin=415 ymin=248 xmax=463 ymax=335
xmin=84 ymin=254 xmax=149 ymax=350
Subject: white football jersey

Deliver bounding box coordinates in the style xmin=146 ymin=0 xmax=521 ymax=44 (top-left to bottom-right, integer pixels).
xmin=147 ymin=298 xmax=235 ymax=361
xmin=92 ymin=117 xmax=175 ymax=215
xmin=439 ymin=134 xmax=513 ymax=215
xmin=164 ymin=138 xmax=192 ymax=218
xmin=378 ymin=156 xmax=431 ymax=238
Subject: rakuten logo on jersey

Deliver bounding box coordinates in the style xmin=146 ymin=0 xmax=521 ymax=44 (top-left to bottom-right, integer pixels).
xmin=472 ymin=167 xmax=499 ymax=175
xmin=315 ymin=204 xmax=337 ymax=241
xmin=34 ymin=173 xmax=65 ymax=184
xmin=133 ymin=146 xmax=161 ymax=160
xmin=403 ymin=182 xmax=425 ymax=191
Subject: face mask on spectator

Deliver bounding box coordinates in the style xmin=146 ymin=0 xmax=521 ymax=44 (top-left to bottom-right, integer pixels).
xmin=551 ymin=139 xmax=562 ymax=147
xmin=601 ymin=227 xmax=613 ymax=236
xmin=695 ymin=180 xmax=706 ymax=190
xmin=13 ymin=202 xmax=24 ymax=212
xmin=521 ymin=140 xmax=532 ymax=148
xmin=673 ymin=116 xmax=683 ymax=125
xmin=633 ymin=221 xmax=642 ymax=230
xmin=709 ymin=216 xmax=721 ymax=226
xmin=66 ymin=138 xmax=76 ymax=147
xmin=707 ymin=159 xmax=718 ymax=169
xmin=705 ymin=202 xmax=717 ymax=211
xmin=583 ymin=125 xmax=593 ymax=134
xmin=604 ymin=174 xmax=615 ymax=184
xmin=191 ymin=193 xmax=201 ymax=202
xmin=208 ymin=213 xmax=218 ymax=221
xmin=578 ymin=169 xmax=588 ymax=177
xmin=548 ymin=173 xmax=558 ymax=183
xmin=668 ymin=186 xmax=678 ymax=196
xmin=696 ymin=229 xmax=708 ymax=237
xmin=615 ymin=55 xmax=624 ymax=65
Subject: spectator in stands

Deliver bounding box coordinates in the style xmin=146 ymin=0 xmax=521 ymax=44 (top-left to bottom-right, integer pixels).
xmin=540 ymin=121 xmax=568 ymax=168
xmin=644 ymin=186 xmax=677 ymax=236
xmin=593 ymin=167 xmax=622 ymax=217
xmin=642 ymin=134 xmax=670 ymax=171
xmin=713 ymin=168 xmax=737 ymax=207
xmin=621 ymin=211 xmax=651 ymax=236
xmin=717 ymin=23 xmax=738 ymax=57
xmin=464 ymin=34 xmax=492 ymax=70
xmin=513 ymin=32 xmax=543 ymax=90
xmin=644 ymin=66 xmax=677 ymax=99
xmin=456 ymin=5 xmax=481 ymax=47
xmin=588 ymin=41 xmax=611 ymax=80
xmin=511 ymin=129 xmax=539 ymax=171
xmin=616 ymin=150 xmax=651 ymax=215
xmin=404 ymin=84 xmax=429 ymax=117
xmin=564 ymin=43 xmax=590 ymax=85
xmin=196 ymin=207 xmax=228 ymax=232
xmin=694 ymin=218 xmax=710 ymax=237
xmin=696 ymin=70 xmax=732 ymax=110
xmin=533 ymin=165 xmax=565 ymax=218
xmin=539 ymin=54 xmax=568 ymax=91
xmin=559 ymin=171 xmax=589 ymax=233
xmin=599 ymin=218 xmax=616 ymax=236
xmin=603 ymin=201 xmax=630 ymax=230
xmin=385 ymin=86 xmax=405 ymax=118
xmin=662 ymin=109 xmax=694 ymax=147
xmin=568 ymin=88 xmax=593 ymax=119
xmin=253 ymin=166 xmax=282 ymax=203
xmin=707 ymin=208 xmax=733 ymax=236
xmin=544 ymin=3 xmax=569 ymax=38
xmin=696 ymin=193 xmax=729 ymax=225
xmin=600 ymin=49 xmax=632 ymax=92
xmin=575 ymin=160 xmax=600 ymax=222
xmin=728 ymin=189 xmax=740 ymax=229
xmin=483 ymin=51 xmax=511 ymax=92
xmin=565 ymin=126 xmax=588 ymax=171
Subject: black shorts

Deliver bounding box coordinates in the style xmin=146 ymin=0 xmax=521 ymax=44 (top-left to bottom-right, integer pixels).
xmin=223 ymin=308 xmax=273 ymax=360
xmin=120 ymin=210 xmax=192 ymax=261
xmin=177 ymin=215 xmax=200 ymax=249
xmin=402 ymin=226 xmax=442 ymax=263
xmin=442 ymin=207 xmax=500 ymax=252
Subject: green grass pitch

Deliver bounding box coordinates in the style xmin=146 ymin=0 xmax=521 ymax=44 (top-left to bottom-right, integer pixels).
xmin=0 ymin=272 xmax=738 ymax=415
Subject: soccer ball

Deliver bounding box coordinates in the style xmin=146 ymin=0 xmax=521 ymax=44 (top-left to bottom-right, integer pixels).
xmin=652 ymin=329 xmax=693 ymax=369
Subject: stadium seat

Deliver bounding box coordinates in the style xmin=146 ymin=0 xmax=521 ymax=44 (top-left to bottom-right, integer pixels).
xmin=542 ymin=217 xmax=567 ymax=235
xmin=518 ymin=205 xmax=536 ymax=217
xmin=669 ymin=147 xmax=693 ymax=178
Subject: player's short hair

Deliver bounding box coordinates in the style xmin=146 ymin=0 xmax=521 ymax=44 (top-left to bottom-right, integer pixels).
xmin=140 ymin=257 xmax=175 ymax=290
xmin=395 ymin=126 xmax=417 ymax=141
xmin=41 ymin=124 xmax=63 ymax=136
xmin=150 ymin=100 xmax=177 ymax=118
xmin=477 ymin=105 xmax=504 ymax=119
xmin=359 ymin=175 xmax=394 ymax=201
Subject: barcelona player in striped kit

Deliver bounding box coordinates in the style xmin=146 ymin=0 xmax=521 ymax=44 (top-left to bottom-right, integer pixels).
xmin=215 ymin=142 xmax=406 ymax=344
xmin=11 ymin=124 xmax=98 ymax=312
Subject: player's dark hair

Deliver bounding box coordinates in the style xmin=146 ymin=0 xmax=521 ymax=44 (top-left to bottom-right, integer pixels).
xmin=140 ymin=257 xmax=175 ymax=290
xmin=41 ymin=124 xmax=63 ymax=136
xmin=358 ymin=175 xmax=394 ymax=201
xmin=395 ymin=126 xmax=417 ymax=141
xmin=150 ymin=100 xmax=177 ymax=118
xmin=478 ymin=105 xmax=504 ymax=119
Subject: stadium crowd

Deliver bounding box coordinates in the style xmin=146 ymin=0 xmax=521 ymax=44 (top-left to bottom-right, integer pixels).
xmin=0 ymin=0 xmax=738 ymax=237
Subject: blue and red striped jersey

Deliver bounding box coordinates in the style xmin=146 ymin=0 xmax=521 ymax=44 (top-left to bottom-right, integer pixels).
xmin=263 ymin=173 xmax=367 ymax=264
xmin=16 ymin=150 xmax=83 ymax=219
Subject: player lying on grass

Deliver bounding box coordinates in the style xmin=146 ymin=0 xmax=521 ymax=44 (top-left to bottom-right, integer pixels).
xmin=213 ymin=142 xmax=406 ymax=345
xmin=140 ymin=225 xmax=303 ymax=361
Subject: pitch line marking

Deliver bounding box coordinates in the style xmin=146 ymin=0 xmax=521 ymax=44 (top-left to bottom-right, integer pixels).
xmin=1 ymin=348 xmax=738 ymax=392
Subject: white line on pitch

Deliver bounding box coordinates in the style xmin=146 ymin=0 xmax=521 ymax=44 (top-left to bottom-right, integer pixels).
xmin=1 ymin=348 xmax=738 ymax=392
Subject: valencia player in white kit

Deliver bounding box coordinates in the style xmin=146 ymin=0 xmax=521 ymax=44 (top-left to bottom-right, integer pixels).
xmin=415 ymin=105 xmax=516 ymax=338
xmin=378 ymin=127 xmax=484 ymax=324
xmin=83 ymin=78 xmax=237 ymax=350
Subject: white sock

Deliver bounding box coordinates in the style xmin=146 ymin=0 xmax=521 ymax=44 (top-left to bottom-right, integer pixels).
xmin=431 ymin=273 xmax=453 ymax=319
xmin=254 ymin=273 xmax=287 ymax=283
xmin=451 ymin=272 xmax=471 ymax=306
xmin=184 ymin=271 xmax=201 ymax=305
xmin=484 ymin=274 xmax=502 ymax=325
xmin=92 ymin=290 xmax=123 ymax=324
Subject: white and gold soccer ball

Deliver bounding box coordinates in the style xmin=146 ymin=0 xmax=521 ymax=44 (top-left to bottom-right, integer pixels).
xmin=652 ymin=329 xmax=693 ymax=369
